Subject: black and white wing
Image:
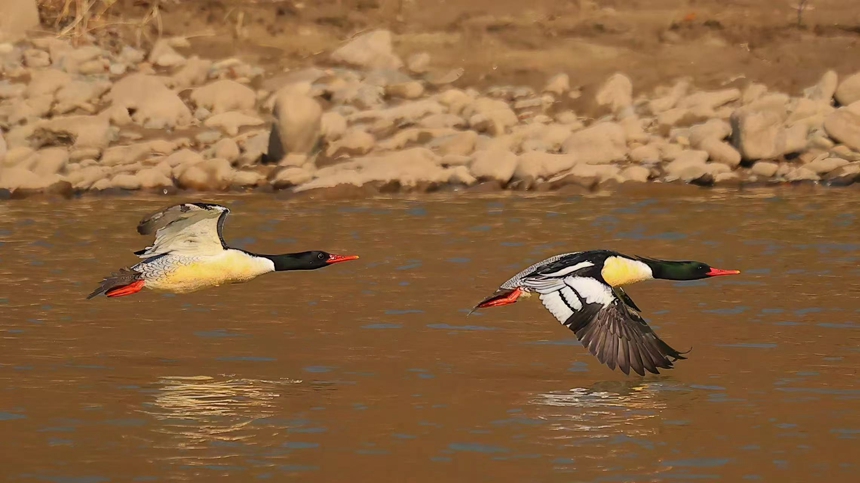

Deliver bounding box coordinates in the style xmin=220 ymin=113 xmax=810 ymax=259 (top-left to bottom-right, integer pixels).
xmin=498 ymin=252 xmax=583 ymax=290
xmin=134 ymin=203 xmax=230 ymax=258
xmin=522 ymin=275 xmax=687 ymax=376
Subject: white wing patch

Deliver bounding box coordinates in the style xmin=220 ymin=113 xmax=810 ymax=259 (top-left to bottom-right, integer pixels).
xmin=538 ymin=276 xmax=615 ymax=325
xmin=521 ymin=277 xmax=565 ymax=294
xmin=540 ymin=291 xmax=575 ymax=323
xmin=558 ymin=286 xmax=583 ymax=311
xmin=136 ymin=204 xmax=228 ymax=258
xmin=565 ymin=277 xmax=615 ymax=306
xmin=541 ymin=261 xmax=595 ymax=278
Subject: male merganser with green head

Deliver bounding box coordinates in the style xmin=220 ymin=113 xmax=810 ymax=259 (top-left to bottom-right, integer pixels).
xmin=469 ymin=250 xmax=740 ymax=376
xmin=87 ymin=203 xmax=359 ymax=299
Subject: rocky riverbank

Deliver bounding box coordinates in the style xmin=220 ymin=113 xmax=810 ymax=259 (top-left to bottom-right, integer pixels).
xmin=1 ymin=28 xmax=860 ymax=200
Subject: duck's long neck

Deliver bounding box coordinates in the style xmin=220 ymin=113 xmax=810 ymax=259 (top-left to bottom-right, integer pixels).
xmin=250 ymin=252 xmax=310 ymax=272
xmin=640 ymin=259 xmax=697 ymax=280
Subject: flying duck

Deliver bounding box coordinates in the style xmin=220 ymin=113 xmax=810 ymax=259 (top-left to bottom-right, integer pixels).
xmin=469 ymin=250 xmax=740 ymax=376
xmin=87 ymin=202 xmax=359 ymax=299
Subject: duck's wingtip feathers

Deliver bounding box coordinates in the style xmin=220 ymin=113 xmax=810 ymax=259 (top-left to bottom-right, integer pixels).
xmin=656 ymin=340 xmax=689 ymax=363
xmin=136 ymin=222 xmax=150 ymax=235
xmin=567 ymin=303 xmax=689 ymax=378
xmin=136 ymin=202 xmax=229 ymax=236
xmin=86 ymin=280 xmax=111 ymax=300
xmin=672 ymin=346 xmax=692 ymax=361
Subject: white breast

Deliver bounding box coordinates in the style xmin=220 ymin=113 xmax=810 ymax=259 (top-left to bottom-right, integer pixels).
xmin=143 ymin=250 xmax=275 ymax=293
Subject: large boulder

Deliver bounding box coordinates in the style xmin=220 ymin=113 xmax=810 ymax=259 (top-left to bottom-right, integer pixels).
xmin=835 ymin=72 xmax=860 ymax=106
xmin=595 ymin=73 xmax=633 ymax=114
xmin=824 ymin=105 xmax=860 ymax=152
xmin=266 ymin=89 xmax=322 ymax=163
xmin=463 ymin=98 xmax=518 ymax=137
xmin=804 ymin=70 xmax=838 ymax=102
xmin=176 ymin=158 xmax=234 ymax=191
xmin=190 ymin=80 xmax=257 ymax=114
xmin=294 ymin=148 xmax=452 ymax=192
xmin=515 ymin=152 xmax=578 ymax=180
xmin=105 ymin=74 xmax=193 ymax=129
xmin=470 ymin=149 xmax=518 ymax=183
xmin=35 ymin=115 xmax=114 ymax=151
xmin=330 ymin=30 xmax=403 ymax=70
xmin=620 ymin=165 xmax=650 ymax=182
xmin=730 ymin=95 xmax=807 ymax=160
xmin=751 ymin=161 xmax=779 ymax=178
xmin=561 ymin=122 xmax=627 ymax=164
xmin=0 ymin=168 xmax=62 ymax=191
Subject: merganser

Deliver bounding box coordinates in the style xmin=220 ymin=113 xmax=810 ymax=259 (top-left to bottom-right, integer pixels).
xmin=87 ymin=202 xmax=359 ymax=299
xmin=469 ymin=250 xmax=740 ymax=376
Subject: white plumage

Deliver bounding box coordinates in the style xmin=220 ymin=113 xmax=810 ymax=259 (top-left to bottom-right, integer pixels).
xmin=471 ymin=250 xmax=696 ymax=377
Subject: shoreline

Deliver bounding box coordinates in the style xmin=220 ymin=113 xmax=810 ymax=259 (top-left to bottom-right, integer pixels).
xmin=2 ymin=20 xmax=860 ymax=200
xmin=2 ymin=177 xmax=857 ymax=204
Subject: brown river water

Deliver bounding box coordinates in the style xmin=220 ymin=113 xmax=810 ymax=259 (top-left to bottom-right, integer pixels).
xmin=1 ymin=190 xmax=859 ymax=482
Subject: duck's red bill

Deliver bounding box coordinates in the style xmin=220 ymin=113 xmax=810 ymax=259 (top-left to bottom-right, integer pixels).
xmin=706 ymin=268 xmax=741 ymax=277
xmin=327 ymin=254 xmax=360 ymax=264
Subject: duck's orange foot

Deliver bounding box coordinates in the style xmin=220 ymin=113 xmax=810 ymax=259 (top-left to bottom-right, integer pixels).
xmin=105 ymin=280 xmax=146 ymax=298
xmin=468 ymin=287 xmax=524 ymax=315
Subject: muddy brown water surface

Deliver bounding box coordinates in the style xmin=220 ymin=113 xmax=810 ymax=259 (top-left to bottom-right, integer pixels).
xmin=1 ymin=191 xmax=860 ymax=482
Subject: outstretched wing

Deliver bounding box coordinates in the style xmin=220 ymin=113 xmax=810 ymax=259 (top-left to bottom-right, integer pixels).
xmin=524 ymin=275 xmax=686 ymax=376
xmin=613 ymin=286 xmax=642 ymax=312
xmin=499 ymin=252 xmax=583 ymax=290
xmin=134 ymin=203 xmax=230 ymax=258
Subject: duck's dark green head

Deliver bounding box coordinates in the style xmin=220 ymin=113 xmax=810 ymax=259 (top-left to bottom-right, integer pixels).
xmin=639 ymin=258 xmax=740 ymax=281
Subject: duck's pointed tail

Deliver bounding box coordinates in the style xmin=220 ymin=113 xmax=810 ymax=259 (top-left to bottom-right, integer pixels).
xmin=87 ymin=268 xmax=145 ymax=300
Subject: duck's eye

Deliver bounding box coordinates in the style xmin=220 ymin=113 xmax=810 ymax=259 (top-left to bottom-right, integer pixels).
xmin=318 ymin=253 xmax=325 ymax=259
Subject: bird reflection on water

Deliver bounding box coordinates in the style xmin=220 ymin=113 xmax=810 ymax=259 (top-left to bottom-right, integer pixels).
xmin=529 ymin=379 xmax=673 ymax=439
xmin=138 ymin=375 xmax=303 ymax=466
xmin=528 ymin=379 xmax=681 ymax=478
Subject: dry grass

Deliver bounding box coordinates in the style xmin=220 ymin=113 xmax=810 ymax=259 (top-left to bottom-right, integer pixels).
xmin=36 ymin=0 xmax=166 ymax=46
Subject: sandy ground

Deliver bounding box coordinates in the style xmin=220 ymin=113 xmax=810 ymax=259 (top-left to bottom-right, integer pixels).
xmin=78 ymin=0 xmax=860 ymax=117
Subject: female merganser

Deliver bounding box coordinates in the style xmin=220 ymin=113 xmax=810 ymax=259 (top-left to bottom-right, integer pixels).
xmin=87 ymin=202 xmax=359 ymax=299
xmin=469 ymin=250 xmax=740 ymax=376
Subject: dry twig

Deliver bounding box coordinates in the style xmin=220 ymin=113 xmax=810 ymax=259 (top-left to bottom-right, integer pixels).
xmin=794 ymin=0 xmax=814 ymax=28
